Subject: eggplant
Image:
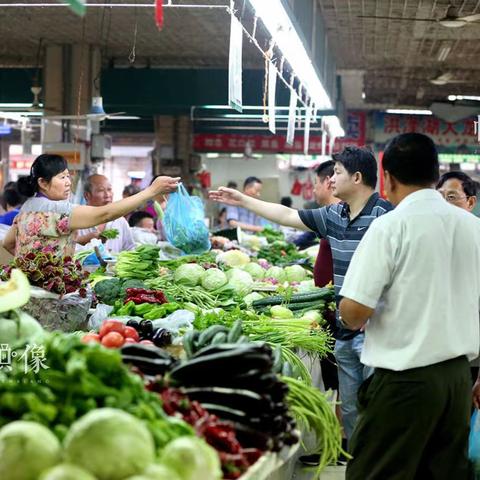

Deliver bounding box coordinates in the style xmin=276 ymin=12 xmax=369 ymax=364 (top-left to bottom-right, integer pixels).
xmin=121 ymin=354 xmax=175 ymax=375
xmin=169 ymin=350 xmax=273 ymax=385
xmin=193 ymin=342 xmax=271 ymax=359
xmin=121 ymin=343 xmax=173 ymax=361
xmin=152 ymin=328 xmax=172 ymax=348
xmin=126 ymin=319 xmax=140 ymax=330
xmin=230 ymin=422 xmax=273 ymax=451
xmin=139 ymin=320 xmax=153 ymax=339
xmin=182 ymin=387 xmax=274 ymax=414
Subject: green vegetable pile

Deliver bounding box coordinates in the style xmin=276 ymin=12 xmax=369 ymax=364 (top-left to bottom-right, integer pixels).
xmin=0 ymin=332 xmax=192 ymax=448
xmin=257 ymin=240 xmax=306 ymax=265
xmin=116 ymin=245 xmax=160 ymax=280
xmin=258 ymin=226 xmax=284 ymax=244
xmin=94 ymin=278 xmax=146 ymax=306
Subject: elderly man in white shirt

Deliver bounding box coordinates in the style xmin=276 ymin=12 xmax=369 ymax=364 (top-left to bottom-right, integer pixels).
xmin=76 ymin=174 xmax=135 ymax=254
xmin=339 ymin=133 xmax=480 ymax=480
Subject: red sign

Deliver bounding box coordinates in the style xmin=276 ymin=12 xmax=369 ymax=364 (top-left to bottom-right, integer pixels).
xmin=193 ymin=133 xmax=327 ymax=154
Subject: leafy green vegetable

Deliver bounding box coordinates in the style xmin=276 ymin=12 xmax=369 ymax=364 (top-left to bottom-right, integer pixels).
xmin=216 ymin=250 xmax=250 ymax=267
xmin=100 ymin=228 xmax=119 ymax=240
xmin=242 ymin=262 xmax=265 ymax=280
xmin=265 ymin=266 xmax=286 ymax=283
xmin=243 ymin=292 xmax=264 ymax=307
xmin=258 ymin=226 xmax=284 ymax=243
xmin=258 ymin=241 xmax=305 ymax=265
xmin=94 ymin=278 xmax=122 ymax=306
xmin=116 ymin=246 xmax=160 ymax=280
xmin=200 ymin=268 xmax=228 ymax=291
xmin=143 ymin=464 xmax=181 ymax=480
xmin=40 ymin=464 xmax=96 ymax=480
xmin=0 ymin=333 xmax=193 ymax=448
xmin=270 ymin=305 xmax=293 ymax=319
xmin=284 ymin=265 xmax=308 ymax=282
xmin=159 ymin=437 xmax=222 ymax=480
xmin=64 ymin=408 xmax=155 ymax=480
xmin=173 ymin=264 xmax=205 ymax=287
xmin=226 ymin=269 xmax=254 ymax=296
xmin=0 ymin=420 xmax=61 ymax=480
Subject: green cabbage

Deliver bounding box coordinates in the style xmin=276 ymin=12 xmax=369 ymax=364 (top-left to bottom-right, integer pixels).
xmin=0 ymin=310 xmax=44 ymax=346
xmin=159 ymin=437 xmax=222 ymax=480
xmin=284 ymin=265 xmax=307 ymax=282
xmin=227 ymin=269 xmax=254 ymax=296
xmin=0 ymin=421 xmax=61 ymax=480
xmin=265 ymin=266 xmax=286 ymax=282
xmin=40 ymin=464 xmax=96 ymax=480
xmin=242 ymin=262 xmax=265 ymax=280
xmin=297 ymin=280 xmax=317 ymax=293
xmin=244 ymin=292 xmax=264 ymax=306
xmin=201 ymin=269 xmax=228 ymax=291
xmin=64 ymin=408 xmax=155 ymax=480
xmin=270 ymin=305 xmax=293 ymax=319
xmin=216 ymin=250 xmax=250 ymax=267
xmin=174 ymin=264 xmax=205 ymax=287
xmin=143 ymin=464 xmax=182 ymax=480
xmin=300 ymin=310 xmax=324 ymax=324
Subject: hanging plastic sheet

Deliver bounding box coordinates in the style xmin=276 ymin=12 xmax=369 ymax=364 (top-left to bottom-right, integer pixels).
xmin=268 ymin=61 xmax=277 ymax=134
xmin=228 ymin=12 xmax=243 ymax=112
xmin=304 ymin=103 xmax=312 ymax=155
xmin=286 ymin=89 xmax=297 ymax=145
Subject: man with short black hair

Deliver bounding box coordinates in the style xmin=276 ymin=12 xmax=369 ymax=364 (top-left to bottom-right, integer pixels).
xmin=210 ymin=147 xmax=392 ymax=443
xmin=436 ymin=170 xmax=477 ymax=212
xmin=225 ymin=176 xmax=266 ymax=232
xmin=340 ymin=133 xmax=480 ymax=479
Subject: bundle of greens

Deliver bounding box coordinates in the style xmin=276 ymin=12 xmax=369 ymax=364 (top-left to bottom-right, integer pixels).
xmin=258 ymin=227 xmax=284 ymax=244
xmin=257 ymin=240 xmax=305 ymax=265
xmin=116 ymin=245 xmax=160 ymax=280
xmin=99 ymin=228 xmax=119 ymax=240
xmin=1 ymin=247 xmax=88 ymax=297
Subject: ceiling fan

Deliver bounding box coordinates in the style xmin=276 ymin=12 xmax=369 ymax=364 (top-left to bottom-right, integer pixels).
xmin=430 ymin=72 xmax=471 ymax=85
xmin=358 ymin=3 xmax=480 ymax=28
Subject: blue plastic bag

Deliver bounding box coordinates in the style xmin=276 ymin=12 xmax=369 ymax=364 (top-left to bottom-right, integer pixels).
xmin=164 ymin=183 xmax=211 ymax=254
xmin=469 ymin=409 xmax=480 ymax=474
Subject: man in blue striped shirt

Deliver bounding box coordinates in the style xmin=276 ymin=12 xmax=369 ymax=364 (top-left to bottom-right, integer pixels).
xmin=210 ymin=146 xmax=393 ymax=445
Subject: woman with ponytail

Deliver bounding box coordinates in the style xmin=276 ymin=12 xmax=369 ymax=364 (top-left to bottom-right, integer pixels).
xmin=4 ymin=154 xmax=179 ymax=258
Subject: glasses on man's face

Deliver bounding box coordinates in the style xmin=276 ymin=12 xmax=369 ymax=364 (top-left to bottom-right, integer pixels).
xmin=438 ymin=191 xmax=468 ymax=203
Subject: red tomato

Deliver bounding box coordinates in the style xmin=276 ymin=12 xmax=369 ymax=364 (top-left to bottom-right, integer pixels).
xmin=81 ymin=333 xmax=100 ymax=344
xmin=124 ymin=326 xmax=140 ymax=342
xmin=101 ymin=331 xmax=125 ymax=348
xmin=99 ymin=320 xmax=125 ymax=338
xmin=139 ymin=340 xmax=154 ymax=346
xmin=124 ymin=337 xmax=137 ymax=344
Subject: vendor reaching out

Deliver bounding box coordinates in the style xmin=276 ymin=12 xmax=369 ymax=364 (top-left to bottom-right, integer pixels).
xmin=224 ymin=177 xmax=268 ymax=233
xmin=77 ymin=174 xmax=135 ymax=254
xmin=3 ymin=154 xmax=179 ymax=259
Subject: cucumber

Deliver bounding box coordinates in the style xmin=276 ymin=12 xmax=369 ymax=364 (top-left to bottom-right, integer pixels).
xmin=227 ymin=320 xmax=243 ymax=343
xmin=288 ymin=289 xmax=335 ymax=303
xmin=287 ymin=301 xmax=325 ymax=311
xmin=211 ymin=331 xmax=228 ymax=345
xmin=251 ymin=295 xmax=285 ymax=308
xmin=198 ymin=325 xmax=229 ymax=348
xmin=182 ymin=330 xmax=196 ymax=358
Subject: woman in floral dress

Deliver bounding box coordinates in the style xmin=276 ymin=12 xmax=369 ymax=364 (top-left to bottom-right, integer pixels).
xmin=3 ymin=154 xmax=179 ymax=258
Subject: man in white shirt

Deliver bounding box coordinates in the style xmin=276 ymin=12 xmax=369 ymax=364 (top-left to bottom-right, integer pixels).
xmin=76 ymin=175 xmax=136 ymax=254
xmin=339 ymin=133 xmax=480 ymax=480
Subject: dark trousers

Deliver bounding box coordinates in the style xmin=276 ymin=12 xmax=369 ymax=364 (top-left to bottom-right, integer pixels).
xmin=346 ymin=356 xmax=473 ymax=480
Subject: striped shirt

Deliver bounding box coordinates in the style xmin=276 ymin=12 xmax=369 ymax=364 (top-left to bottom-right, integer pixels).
xmin=299 ymin=193 xmax=393 ymax=340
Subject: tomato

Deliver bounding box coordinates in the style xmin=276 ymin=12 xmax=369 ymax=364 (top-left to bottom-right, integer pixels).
xmin=81 ymin=333 xmax=100 ymax=344
xmin=139 ymin=340 xmax=154 ymax=346
xmin=101 ymin=331 xmax=125 ymax=348
xmin=124 ymin=326 xmax=140 ymax=342
xmin=99 ymin=320 xmax=125 ymax=338
xmin=124 ymin=337 xmax=137 ymax=344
